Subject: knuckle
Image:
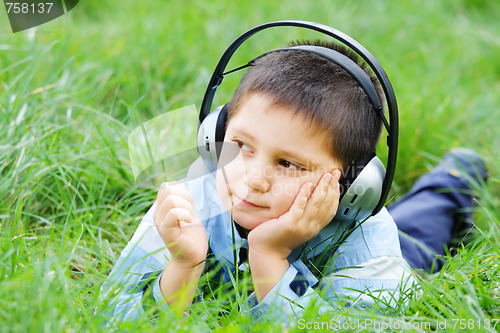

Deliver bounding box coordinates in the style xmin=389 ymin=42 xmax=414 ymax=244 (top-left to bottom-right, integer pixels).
xmin=166 ymin=207 xmax=182 ymax=218
xmin=158 ymin=182 xmax=171 ymax=193
xmin=165 ymin=206 xmax=177 ymax=216
xmin=164 ymin=194 xmax=176 ymax=207
xmin=157 ymin=184 xmax=172 ymax=201
xmin=296 ymin=202 xmax=307 ymax=213
xmin=310 ymin=199 xmax=322 ymax=210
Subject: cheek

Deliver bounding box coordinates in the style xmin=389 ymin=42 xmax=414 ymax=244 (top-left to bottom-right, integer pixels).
xmin=216 ymin=156 xmax=247 ymax=196
xmin=270 ymin=181 xmax=299 ymax=198
xmin=216 ymin=170 xmax=231 ymax=209
xmin=269 ymin=178 xmax=304 ymax=209
xmin=218 ymin=141 xmax=241 ymax=169
xmin=269 ymin=173 xmax=321 ymax=205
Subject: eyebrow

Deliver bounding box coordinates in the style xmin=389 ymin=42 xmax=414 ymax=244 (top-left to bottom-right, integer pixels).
xmin=232 ymin=126 xmax=256 ymax=142
xmin=232 ymin=125 xmax=322 ymax=168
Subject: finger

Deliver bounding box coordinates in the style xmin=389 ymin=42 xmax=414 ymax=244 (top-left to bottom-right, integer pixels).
xmin=161 ymin=183 xmax=193 ymax=199
xmin=331 ymin=169 xmax=342 ymax=199
xmin=288 ymin=181 xmax=314 ymax=219
xmin=318 ymin=170 xmax=342 ymax=220
xmin=164 ymin=195 xmax=195 ymax=212
xmin=307 ymin=172 xmax=333 ymax=208
xmin=164 ymin=208 xmax=195 ymax=228
xmin=324 ymin=170 xmax=342 ymax=215
xmin=323 ymin=169 xmax=341 ymax=198
xmin=329 ymin=170 xmax=341 ymax=197
xmin=156 ymin=207 xmax=195 ymax=243
xmin=155 ymin=195 xmax=196 ymax=227
xmin=155 ymin=183 xmax=195 ymax=226
xmin=317 ymin=169 xmax=342 ymax=199
xmin=158 ymin=180 xmax=188 ymax=190
xmin=303 ymin=171 xmax=340 ymax=224
xmin=331 ymin=169 xmax=341 ymax=185
xmin=157 ymin=182 xmax=195 ymax=206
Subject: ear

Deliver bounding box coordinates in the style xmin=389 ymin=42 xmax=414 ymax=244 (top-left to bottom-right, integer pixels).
xmin=197 ymin=104 xmax=227 ymax=172
xmin=334 ymin=156 xmax=386 ymax=222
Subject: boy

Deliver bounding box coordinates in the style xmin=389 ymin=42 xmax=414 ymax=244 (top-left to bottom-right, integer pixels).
xmin=98 ymin=38 xmax=484 ymax=324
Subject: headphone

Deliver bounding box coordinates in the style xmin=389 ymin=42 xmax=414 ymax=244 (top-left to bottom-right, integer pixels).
xmin=197 ymin=20 xmax=398 ymax=222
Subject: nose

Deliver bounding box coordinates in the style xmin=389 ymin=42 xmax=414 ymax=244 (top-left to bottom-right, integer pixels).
xmin=245 ymin=159 xmax=271 ymax=193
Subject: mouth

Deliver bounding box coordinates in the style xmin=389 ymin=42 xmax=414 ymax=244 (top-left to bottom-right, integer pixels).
xmin=233 ymin=194 xmax=268 ymax=209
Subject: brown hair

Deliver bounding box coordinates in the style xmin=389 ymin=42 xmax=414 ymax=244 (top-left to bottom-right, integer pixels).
xmin=226 ymin=40 xmax=384 ymax=170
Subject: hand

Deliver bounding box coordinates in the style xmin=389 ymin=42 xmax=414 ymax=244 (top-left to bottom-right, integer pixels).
xmin=153 ymin=182 xmax=208 ymax=266
xmin=248 ymin=170 xmax=341 ymax=259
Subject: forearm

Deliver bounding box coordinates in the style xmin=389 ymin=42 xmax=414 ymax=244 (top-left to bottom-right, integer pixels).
xmin=248 ymin=247 xmax=290 ymax=302
xmin=159 ymin=260 xmax=205 ymax=312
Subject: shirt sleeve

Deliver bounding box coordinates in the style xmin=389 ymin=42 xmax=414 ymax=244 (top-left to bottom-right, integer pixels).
xmin=241 ymin=256 xmax=417 ymax=323
xmin=97 ymin=202 xmax=171 ymax=326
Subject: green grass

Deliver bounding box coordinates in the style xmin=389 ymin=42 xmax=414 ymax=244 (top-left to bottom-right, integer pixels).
xmin=1 ymin=0 xmax=499 ymax=331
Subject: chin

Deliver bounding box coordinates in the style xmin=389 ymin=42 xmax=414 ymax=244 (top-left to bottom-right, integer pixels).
xmin=231 ymin=212 xmax=263 ymax=231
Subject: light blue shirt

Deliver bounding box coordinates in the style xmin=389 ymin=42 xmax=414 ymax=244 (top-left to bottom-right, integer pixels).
xmin=98 ymin=158 xmax=416 ymax=325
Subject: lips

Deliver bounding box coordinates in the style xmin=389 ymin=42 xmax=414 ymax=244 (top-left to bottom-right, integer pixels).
xmin=233 ymin=194 xmax=268 ymax=209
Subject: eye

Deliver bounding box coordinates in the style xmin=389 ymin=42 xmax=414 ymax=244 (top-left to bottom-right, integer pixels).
xmin=278 ymin=159 xmax=306 ymax=171
xmin=234 ymin=139 xmax=253 ymax=153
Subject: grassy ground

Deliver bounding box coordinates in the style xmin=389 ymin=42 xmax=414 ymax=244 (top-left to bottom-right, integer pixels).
xmin=1 ymin=0 xmax=499 ymax=331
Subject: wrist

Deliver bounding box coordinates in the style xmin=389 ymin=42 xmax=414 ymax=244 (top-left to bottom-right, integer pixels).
xmin=159 ymin=259 xmax=205 ymax=311
xmin=248 ymin=247 xmax=290 ymax=302
xmin=169 ymin=258 xmax=206 ymax=272
xmin=247 ymin=232 xmax=292 ymax=260
xmin=248 ymin=247 xmax=290 ymax=267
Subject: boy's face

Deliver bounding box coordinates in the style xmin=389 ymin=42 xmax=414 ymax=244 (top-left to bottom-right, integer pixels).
xmin=216 ymin=93 xmax=342 ymax=231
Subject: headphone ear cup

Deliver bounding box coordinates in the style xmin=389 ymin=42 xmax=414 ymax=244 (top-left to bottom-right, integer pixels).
xmin=334 ymin=156 xmax=386 ymax=222
xmin=197 ymin=104 xmax=228 ymax=172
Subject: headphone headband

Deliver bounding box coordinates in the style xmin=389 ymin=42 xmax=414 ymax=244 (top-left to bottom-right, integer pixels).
xmin=254 ymin=45 xmax=384 ymax=114
xmin=200 ymin=20 xmax=398 ymax=216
